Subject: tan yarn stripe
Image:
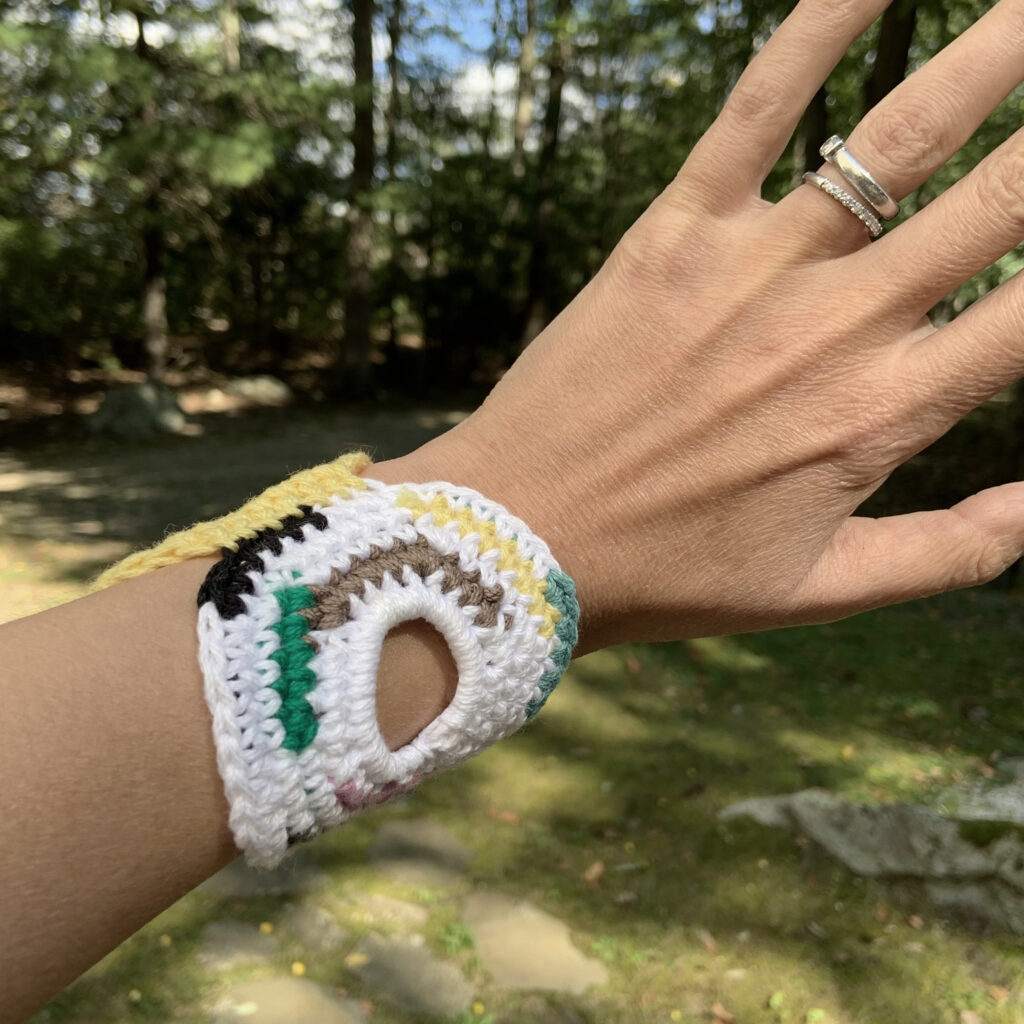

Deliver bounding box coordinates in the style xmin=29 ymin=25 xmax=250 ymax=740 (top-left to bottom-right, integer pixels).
xmin=301 ymin=535 xmax=506 ymax=635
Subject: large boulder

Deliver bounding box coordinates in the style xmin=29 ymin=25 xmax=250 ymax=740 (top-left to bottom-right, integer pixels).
xmin=87 ymin=381 xmax=187 ymax=437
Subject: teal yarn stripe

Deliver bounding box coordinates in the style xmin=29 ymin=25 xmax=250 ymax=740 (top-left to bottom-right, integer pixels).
xmin=525 ymin=569 xmax=579 ymax=720
xmin=270 ymin=585 xmax=319 ymax=752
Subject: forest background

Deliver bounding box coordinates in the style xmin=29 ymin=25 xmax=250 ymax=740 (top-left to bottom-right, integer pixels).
xmin=0 ymin=0 xmax=1022 ymax=515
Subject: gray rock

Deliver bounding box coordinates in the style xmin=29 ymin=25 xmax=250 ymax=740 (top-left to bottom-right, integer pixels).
xmin=197 ymin=920 xmax=277 ymax=970
xmin=939 ymin=758 xmax=1024 ymax=825
xmin=210 ymin=977 xmax=367 ymax=1023
xmin=280 ymin=903 xmax=348 ymax=954
xmin=199 ymin=855 xmax=326 ymax=899
xmin=368 ymin=819 xmax=472 ymax=886
xmin=225 ymin=375 xmax=293 ymax=405
xmin=720 ymin=788 xmax=1024 ymax=933
xmin=87 ymin=382 xmax=187 ymax=437
xmin=462 ymin=891 xmax=609 ymax=994
xmin=346 ymin=932 xmax=473 ymax=1016
xmin=345 ymin=892 xmax=430 ymax=927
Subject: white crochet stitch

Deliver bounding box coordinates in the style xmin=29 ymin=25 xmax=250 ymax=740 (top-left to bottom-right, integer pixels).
xmin=197 ymin=479 xmax=578 ymax=868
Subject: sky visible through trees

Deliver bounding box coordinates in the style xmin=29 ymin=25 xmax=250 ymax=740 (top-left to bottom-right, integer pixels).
xmin=0 ymin=0 xmax=1020 ymax=407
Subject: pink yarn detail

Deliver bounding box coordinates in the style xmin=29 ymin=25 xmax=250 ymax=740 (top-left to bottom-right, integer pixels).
xmin=334 ymin=776 xmax=421 ymax=813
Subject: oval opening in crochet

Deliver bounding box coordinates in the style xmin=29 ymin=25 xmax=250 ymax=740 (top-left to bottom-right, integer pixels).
xmin=376 ymin=618 xmax=459 ymax=750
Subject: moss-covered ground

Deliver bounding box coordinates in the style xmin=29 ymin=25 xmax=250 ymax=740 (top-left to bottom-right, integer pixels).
xmin=4 ymin=405 xmax=1023 ymax=1024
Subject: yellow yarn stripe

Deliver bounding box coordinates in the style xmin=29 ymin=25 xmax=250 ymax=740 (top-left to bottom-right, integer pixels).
xmin=90 ymin=451 xmax=373 ymax=591
xmin=395 ymin=488 xmax=560 ymax=639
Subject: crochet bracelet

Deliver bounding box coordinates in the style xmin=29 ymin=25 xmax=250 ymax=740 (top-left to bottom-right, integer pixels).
xmin=195 ymin=477 xmax=579 ymax=868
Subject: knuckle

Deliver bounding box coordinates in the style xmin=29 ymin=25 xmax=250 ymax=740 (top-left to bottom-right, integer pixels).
xmin=968 ymin=530 xmax=1014 ymax=586
xmin=862 ymin=100 xmax=947 ymax=174
xmin=726 ymin=71 xmax=790 ymax=130
xmin=986 ymin=148 xmax=1024 ymax=226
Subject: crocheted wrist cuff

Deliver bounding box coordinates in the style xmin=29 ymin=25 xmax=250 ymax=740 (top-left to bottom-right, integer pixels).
xmin=197 ymin=478 xmax=579 ymax=868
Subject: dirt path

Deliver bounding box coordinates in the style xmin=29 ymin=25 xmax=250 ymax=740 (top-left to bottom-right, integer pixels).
xmin=0 ymin=405 xmax=466 ymax=622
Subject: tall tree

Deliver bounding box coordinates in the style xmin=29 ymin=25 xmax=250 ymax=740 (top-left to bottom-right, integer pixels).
xmin=520 ymin=0 xmax=572 ymax=348
xmin=341 ymin=0 xmax=377 ymax=396
xmin=511 ymin=0 xmax=537 ymax=181
xmin=865 ymin=0 xmax=918 ymax=111
xmin=134 ymin=10 xmax=169 ymax=383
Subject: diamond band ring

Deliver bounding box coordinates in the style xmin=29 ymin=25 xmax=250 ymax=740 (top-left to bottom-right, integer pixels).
xmin=802 ymin=172 xmax=884 ymax=239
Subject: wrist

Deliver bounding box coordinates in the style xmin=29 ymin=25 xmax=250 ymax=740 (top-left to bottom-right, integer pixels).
xmin=369 ymin=431 xmax=609 ymax=655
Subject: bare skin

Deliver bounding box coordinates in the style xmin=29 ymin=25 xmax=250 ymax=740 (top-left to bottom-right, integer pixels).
xmin=0 ymin=554 xmax=457 ymax=1023
xmin=5 ymin=0 xmax=1024 ymax=1018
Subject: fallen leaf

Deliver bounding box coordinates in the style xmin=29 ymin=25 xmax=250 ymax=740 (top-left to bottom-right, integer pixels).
xmin=583 ymin=860 xmax=605 ymax=886
xmin=711 ymin=1001 xmax=736 ymax=1023
xmin=158 ymin=933 xmax=173 ymax=948
xmin=127 ymin=989 xmax=142 ymax=1003
xmin=841 ymin=744 xmax=855 ymax=760
xmin=875 ymin=906 xmax=890 ymax=923
xmin=989 ymin=986 xmax=1009 ymax=1003
xmin=259 ymin=921 xmax=274 ymax=935
xmin=499 ymin=810 xmax=521 ymax=825
xmin=959 ymin=1012 xmax=983 ymax=1024
xmin=908 ymin=914 xmax=925 ymax=929
xmin=345 ymin=952 xmax=370 ymax=968
xmin=696 ymin=928 xmax=718 ymax=952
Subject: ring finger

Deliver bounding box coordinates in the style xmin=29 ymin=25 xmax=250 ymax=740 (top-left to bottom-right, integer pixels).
xmin=783 ymin=0 xmax=1024 ymax=249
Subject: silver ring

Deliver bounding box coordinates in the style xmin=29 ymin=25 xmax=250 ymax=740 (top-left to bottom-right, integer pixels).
xmin=821 ymin=135 xmax=900 ymax=221
xmin=802 ymin=172 xmax=883 ymax=240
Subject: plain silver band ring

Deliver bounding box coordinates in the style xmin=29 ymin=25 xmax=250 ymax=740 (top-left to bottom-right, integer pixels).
xmin=802 ymin=172 xmax=883 ymax=240
xmin=821 ymin=135 xmax=900 ymax=221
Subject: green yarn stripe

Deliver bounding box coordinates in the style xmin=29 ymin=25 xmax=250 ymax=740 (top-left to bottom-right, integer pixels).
xmin=525 ymin=569 xmax=579 ymax=720
xmin=270 ymin=585 xmax=319 ymax=752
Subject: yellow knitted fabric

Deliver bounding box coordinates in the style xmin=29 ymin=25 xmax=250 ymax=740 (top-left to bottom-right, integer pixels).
xmin=90 ymin=451 xmax=373 ymax=591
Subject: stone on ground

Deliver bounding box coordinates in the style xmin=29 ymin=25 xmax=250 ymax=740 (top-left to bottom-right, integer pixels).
xmin=279 ymin=902 xmax=348 ymax=953
xmin=720 ymin=787 xmax=1024 ymax=932
xmin=197 ymin=920 xmax=277 ymax=969
xmin=87 ymin=382 xmax=187 ymax=437
xmin=344 ymin=892 xmax=429 ymax=927
xmin=199 ymin=854 xmax=326 ymax=899
xmin=368 ymin=819 xmax=472 ymax=885
xmin=462 ymin=891 xmax=609 ymax=994
xmin=210 ymin=977 xmax=366 ymax=1023
xmin=346 ymin=931 xmax=474 ymax=1016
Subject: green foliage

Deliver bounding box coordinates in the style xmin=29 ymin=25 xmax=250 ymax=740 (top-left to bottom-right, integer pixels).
xmin=0 ymin=0 xmax=1021 ymax=413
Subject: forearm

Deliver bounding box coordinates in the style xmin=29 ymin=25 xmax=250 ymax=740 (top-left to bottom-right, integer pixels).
xmin=0 ymin=465 xmax=463 ymax=1020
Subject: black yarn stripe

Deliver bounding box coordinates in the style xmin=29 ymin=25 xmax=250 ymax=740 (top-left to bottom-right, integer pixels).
xmin=197 ymin=504 xmax=329 ymax=618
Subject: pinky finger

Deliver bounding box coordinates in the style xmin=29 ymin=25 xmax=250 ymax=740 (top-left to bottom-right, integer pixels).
xmin=904 ymin=265 xmax=1024 ymax=415
xmin=793 ymin=484 xmax=1024 ymax=622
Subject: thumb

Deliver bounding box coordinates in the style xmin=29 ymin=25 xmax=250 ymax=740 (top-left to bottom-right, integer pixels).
xmin=794 ymin=483 xmax=1024 ymax=622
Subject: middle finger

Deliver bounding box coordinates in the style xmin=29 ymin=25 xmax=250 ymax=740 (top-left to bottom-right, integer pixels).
xmin=782 ymin=0 xmax=1024 ymax=249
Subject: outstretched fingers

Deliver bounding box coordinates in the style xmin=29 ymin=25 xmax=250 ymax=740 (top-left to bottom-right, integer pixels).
xmin=682 ymin=0 xmax=891 ymax=206
xmin=793 ymin=485 xmax=1024 ymax=622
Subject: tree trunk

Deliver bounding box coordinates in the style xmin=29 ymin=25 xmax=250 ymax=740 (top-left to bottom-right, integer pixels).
xmin=136 ymin=12 xmax=169 ymax=383
xmin=384 ymin=0 xmax=402 ymax=370
xmin=510 ymin=0 xmax=537 ymax=181
xmin=793 ymin=85 xmax=829 ymax=182
xmin=341 ymin=0 xmax=376 ymax=397
xmin=482 ymin=0 xmax=504 ymax=158
xmin=865 ymin=0 xmax=918 ymax=111
xmin=519 ymin=0 xmax=571 ymax=349
xmin=220 ymin=0 xmax=241 ymax=74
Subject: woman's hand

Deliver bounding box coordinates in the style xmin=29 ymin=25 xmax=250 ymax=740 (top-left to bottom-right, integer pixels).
xmin=375 ymin=0 xmax=1024 ymax=652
